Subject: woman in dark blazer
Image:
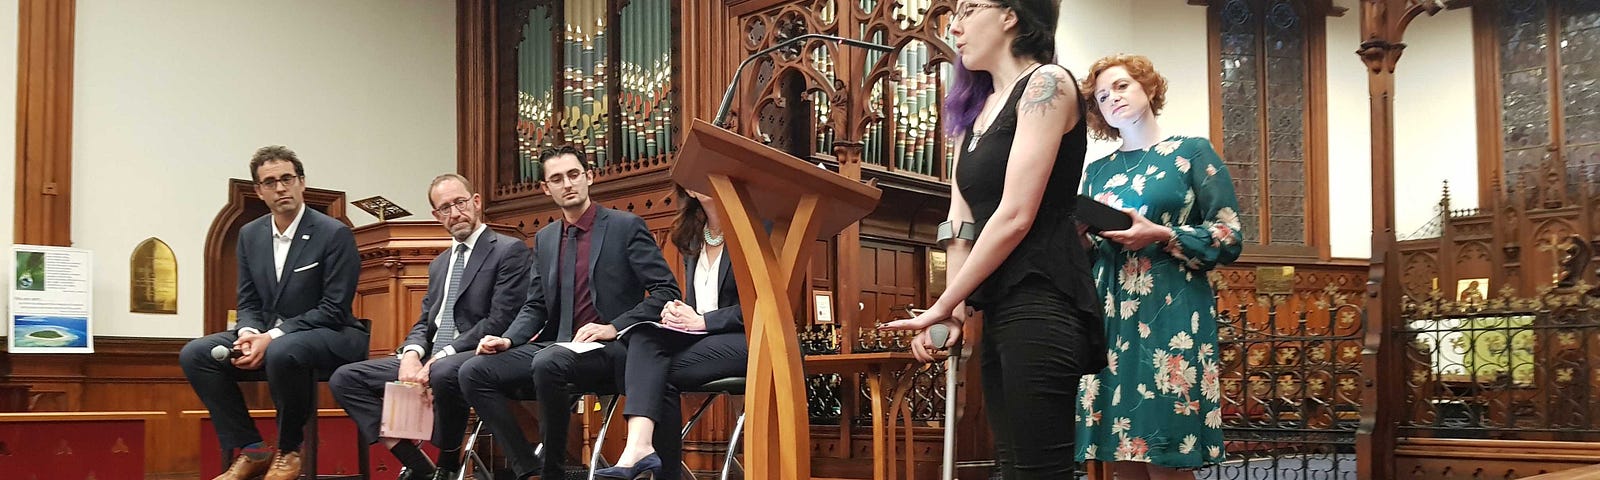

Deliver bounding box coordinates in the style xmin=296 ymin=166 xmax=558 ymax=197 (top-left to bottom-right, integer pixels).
xmin=595 ymin=187 xmax=748 ymax=479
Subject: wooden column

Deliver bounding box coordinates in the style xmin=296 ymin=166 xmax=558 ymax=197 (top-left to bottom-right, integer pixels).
xmin=1355 ymin=2 xmax=1443 ymax=479
xmin=14 ymin=0 xmax=75 ymax=246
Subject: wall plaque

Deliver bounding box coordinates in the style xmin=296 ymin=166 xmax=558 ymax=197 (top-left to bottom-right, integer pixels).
xmin=131 ymin=238 xmax=178 ymax=314
xmin=1256 ymin=265 xmax=1295 ymax=296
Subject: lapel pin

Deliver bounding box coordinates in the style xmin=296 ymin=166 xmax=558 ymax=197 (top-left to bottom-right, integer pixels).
xmin=301 ymin=234 xmax=311 ymax=240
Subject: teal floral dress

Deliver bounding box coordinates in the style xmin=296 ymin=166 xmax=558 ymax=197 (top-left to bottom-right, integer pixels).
xmin=1074 ymin=135 xmax=1242 ymax=467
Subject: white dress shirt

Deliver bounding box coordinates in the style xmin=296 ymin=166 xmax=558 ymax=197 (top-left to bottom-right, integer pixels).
xmin=693 ymin=246 xmax=721 ymax=315
xmin=240 ymin=206 xmax=306 ymax=339
xmin=401 ymin=223 xmax=487 ymax=360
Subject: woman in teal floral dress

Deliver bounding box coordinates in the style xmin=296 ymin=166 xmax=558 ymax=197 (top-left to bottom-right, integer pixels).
xmin=1074 ymin=54 xmax=1242 ymax=478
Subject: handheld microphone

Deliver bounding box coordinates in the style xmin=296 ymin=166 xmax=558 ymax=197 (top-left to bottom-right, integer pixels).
xmin=210 ymin=345 xmax=245 ymax=361
xmin=928 ymin=323 xmax=951 ymax=351
xmin=713 ymin=33 xmax=894 ymax=128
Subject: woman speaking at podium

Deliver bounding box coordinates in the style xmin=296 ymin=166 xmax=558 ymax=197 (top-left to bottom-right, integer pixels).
xmin=878 ymin=1 xmax=1104 ymax=478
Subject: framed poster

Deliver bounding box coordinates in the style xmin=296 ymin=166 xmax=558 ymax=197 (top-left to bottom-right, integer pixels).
xmin=10 ymin=245 xmax=95 ymax=353
xmin=813 ymin=290 xmax=834 ymax=324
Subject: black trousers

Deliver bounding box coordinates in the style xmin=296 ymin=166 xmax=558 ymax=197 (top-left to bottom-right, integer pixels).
xmin=179 ymin=327 xmax=368 ymax=451
xmin=527 ymin=342 xmax=627 ymax=479
xmin=617 ymin=329 xmax=748 ymax=479
xmin=980 ymin=277 xmax=1091 ymax=479
xmin=328 ymin=352 xmax=474 ymax=449
xmin=458 ymin=343 xmax=547 ymax=477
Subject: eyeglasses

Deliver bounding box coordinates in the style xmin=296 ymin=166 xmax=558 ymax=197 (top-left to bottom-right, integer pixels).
xmin=543 ymin=169 xmax=587 ymax=186
xmin=256 ymin=174 xmax=302 ymax=190
xmin=953 ymin=2 xmax=1005 ymax=21
xmin=433 ymin=197 xmax=474 ymax=216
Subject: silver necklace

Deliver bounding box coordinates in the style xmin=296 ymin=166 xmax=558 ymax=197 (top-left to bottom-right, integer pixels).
xmin=966 ymin=63 xmax=1042 ymax=153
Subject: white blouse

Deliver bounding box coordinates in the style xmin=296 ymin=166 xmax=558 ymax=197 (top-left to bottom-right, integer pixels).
xmin=693 ymin=247 xmax=721 ymax=315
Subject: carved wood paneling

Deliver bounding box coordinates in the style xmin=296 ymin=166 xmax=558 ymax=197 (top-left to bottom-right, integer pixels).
xmin=0 ymin=337 xmax=317 ymax=477
xmin=1395 ymin=438 xmax=1600 ymax=480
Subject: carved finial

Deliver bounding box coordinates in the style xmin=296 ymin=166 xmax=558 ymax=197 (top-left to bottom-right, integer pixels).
xmin=1440 ymin=180 xmax=1451 ymax=209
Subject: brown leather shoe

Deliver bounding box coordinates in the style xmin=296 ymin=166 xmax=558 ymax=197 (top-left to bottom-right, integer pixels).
xmin=263 ymin=450 xmax=303 ymax=480
xmin=213 ymin=452 xmax=271 ymax=480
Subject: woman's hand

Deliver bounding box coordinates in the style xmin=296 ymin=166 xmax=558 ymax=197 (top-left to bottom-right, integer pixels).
xmin=877 ymin=303 xmax=953 ymax=332
xmin=909 ymin=319 xmax=964 ymax=363
xmin=661 ymin=300 xmax=707 ymax=331
xmin=1098 ymin=208 xmax=1173 ymax=251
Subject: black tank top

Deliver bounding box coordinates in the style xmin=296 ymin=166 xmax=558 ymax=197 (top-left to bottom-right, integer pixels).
xmin=954 ymin=66 xmax=1098 ymax=317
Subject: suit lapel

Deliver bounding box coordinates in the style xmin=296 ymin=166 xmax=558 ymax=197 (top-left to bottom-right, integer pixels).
xmin=272 ymin=214 xmax=315 ymax=307
xmin=539 ymin=226 xmax=559 ymax=297
xmin=716 ymin=248 xmax=733 ymax=300
xmin=258 ymin=221 xmax=279 ymax=296
xmin=424 ymin=253 xmax=448 ymax=321
xmin=455 ymin=231 xmax=494 ymax=294
xmin=682 ymin=252 xmax=698 ymax=306
xmin=586 ymin=208 xmax=609 ymax=275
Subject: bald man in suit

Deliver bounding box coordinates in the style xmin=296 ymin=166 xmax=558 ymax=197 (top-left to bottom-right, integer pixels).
xmin=329 ymin=174 xmax=532 ymax=480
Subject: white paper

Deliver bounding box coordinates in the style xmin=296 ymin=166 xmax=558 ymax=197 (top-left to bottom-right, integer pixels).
xmin=9 ymin=245 xmax=95 ymax=353
xmin=554 ymin=341 xmax=606 ymax=354
xmin=615 ymin=321 xmax=710 ymax=337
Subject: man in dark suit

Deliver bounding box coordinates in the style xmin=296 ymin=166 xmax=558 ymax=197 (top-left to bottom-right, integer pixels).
xmin=328 ymin=174 xmax=532 ymax=480
xmin=180 ymin=145 xmax=369 ymax=480
xmin=460 ymin=144 xmax=680 ymax=480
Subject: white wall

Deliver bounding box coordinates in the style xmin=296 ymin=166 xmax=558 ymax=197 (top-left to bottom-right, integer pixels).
xmin=0 ymin=0 xmax=17 ymax=336
xmin=1056 ymin=1 xmax=1476 ymax=260
xmin=72 ymin=0 xmax=456 ymax=338
xmin=1057 ymin=0 xmax=1211 ymax=161
xmin=1326 ymin=2 xmax=1374 ymax=259
xmin=1393 ymin=7 xmax=1478 ymax=238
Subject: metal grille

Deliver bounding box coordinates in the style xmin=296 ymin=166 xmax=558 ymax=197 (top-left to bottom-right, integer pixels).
xmin=1199 ymin=284 xmax=1363 ymax=480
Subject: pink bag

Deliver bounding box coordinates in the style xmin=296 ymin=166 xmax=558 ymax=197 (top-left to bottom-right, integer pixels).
xmin=380 ymin=381 xmax=434 ymax=440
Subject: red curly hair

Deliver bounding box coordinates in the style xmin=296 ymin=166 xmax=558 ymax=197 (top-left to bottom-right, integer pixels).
xmin=1081 ymin=54 xmax=1169 ymax=141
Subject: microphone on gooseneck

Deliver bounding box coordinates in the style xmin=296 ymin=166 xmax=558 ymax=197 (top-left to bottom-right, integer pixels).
xmin=210 ymin=345 xmax=245 ymax=362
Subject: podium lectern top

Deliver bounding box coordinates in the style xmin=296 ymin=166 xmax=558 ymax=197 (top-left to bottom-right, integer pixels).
xmin=671 ymin=119 xmax=881 ymax=241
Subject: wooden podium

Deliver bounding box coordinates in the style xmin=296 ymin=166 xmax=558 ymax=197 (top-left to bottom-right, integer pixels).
xmin=673 ymin=119 xmax=881 ymax=480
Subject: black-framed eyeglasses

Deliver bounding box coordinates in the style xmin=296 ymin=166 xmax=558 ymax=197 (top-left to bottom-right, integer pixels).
xmin=953 ymin=1 xmax=1005 ymax=21
xmin=543 ymin=169 xmax=587 ymax=186
xmin=256 ymin=174 xmax=302 ymax=189
xmin=434 ymin=197 xmax=474 ymax=216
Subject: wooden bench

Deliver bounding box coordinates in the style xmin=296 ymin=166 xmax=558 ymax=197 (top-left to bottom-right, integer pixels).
xmin=0 ymin=411 xmax=164 ymax=478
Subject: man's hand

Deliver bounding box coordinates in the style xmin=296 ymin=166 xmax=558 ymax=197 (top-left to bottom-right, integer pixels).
xmin=477 ymin=335 xmax=512 ymax=354
xmin=398 ymin=352 xmax=426 ymax=383
xmin=574 ymin=323 xmax=618 ymax=342
xmin=416 ymin=358 xmax=436 ymax=387
xmin=232 ymin=333 xmax=273 ymax=370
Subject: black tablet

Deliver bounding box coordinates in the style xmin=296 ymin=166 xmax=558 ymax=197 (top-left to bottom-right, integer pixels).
xmin=1074 ymin=194 xmax=1134 ymax=233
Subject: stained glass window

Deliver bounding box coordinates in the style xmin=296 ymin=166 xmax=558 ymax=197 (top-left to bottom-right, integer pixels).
xmin=1213 ymin=0 xmax=1321 ymax=248
xmin=1496 ymin=0 xmax=1600 ymax=199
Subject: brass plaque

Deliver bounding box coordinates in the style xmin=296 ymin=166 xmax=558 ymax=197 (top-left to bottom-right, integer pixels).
xmin=130 ymin=238 xmax=178 ymax=314
xmin=928 ymin=250 xmax=948 ymax=295
xmin=1256 ymin=265 xmax=1295 ymax=295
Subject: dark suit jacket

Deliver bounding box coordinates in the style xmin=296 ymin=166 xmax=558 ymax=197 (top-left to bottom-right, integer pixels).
xmin=682 ymin=248 xmax=743 ymax=335
xmin=235 ymin=207 xmax=365 ymax=334
xmin=401 ymin=228 xmax=533 ymax=354
xmin=503 ymin=207 xmax=680 ymax=344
